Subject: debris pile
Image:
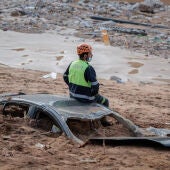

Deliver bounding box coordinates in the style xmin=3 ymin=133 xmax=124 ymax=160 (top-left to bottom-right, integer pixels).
xmin=0 ymin=0 xmax=169 ymax=57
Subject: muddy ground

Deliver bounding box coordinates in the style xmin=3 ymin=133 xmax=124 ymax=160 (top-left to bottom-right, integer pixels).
xmin=0 ymin=65 xmax=170 ymax=170
xmin=0 ymin=0 xmax=170 ymax=169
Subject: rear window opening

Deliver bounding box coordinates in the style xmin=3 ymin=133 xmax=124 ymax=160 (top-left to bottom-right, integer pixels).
xmin=67 ymin=115 xmax=133 ymax=141
xmin=2 ymin=103 xmax=29 ymax=118
xmin=34 ymin=110 xmax=54 ymax=130
xmin=29 ymin=109 xmax=62 ymax=136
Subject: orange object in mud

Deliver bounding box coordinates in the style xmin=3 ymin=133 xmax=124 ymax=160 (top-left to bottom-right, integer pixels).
xmin=101 ymin=30 xmax=110 ymax=46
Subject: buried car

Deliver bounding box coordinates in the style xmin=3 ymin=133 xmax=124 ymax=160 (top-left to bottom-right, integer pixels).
xmin=0 ymin=93 xmax=170 ymax=148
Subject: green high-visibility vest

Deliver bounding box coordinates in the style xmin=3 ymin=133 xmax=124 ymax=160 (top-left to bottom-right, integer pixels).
xmin=69 ymin=60 xmax=91 ymax=87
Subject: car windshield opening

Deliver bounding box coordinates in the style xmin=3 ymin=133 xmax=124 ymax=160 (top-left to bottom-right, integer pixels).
xmin=67 ymin=115 xmax=133 ymax=141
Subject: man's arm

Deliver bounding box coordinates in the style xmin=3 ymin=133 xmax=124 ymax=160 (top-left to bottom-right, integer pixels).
xmin=84 ymin=65 xmax=99 ymax=96
xmin=63 ymin=63 xmax=71 ymax=86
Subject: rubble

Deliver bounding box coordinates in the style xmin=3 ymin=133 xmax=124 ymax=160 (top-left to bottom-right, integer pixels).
xmin=138 ymin=0 xmax=164 ymax=13
xmin=0 ymin=0 xmax=169 ymax=57
xmin=139 ymin=3 xmax=155 ymax=13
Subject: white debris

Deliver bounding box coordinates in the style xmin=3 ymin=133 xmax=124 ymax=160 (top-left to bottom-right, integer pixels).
xmin=35 ymin=143 xmax=45 ymax=149
xmin=42 ymin=72 xmax=57 ymax=79
xmin=51 ymin=125 xmax=61 ymax=133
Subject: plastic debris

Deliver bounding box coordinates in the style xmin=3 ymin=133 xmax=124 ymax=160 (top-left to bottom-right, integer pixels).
xmin=42 ymin=72 xmax=57 ymax=79
xmin=51 ymin=125 xmax=61 ymax=133
xmin=35 ymin=143 xmax=45 ymax=149
xmin=110 ymin=76 xmax=128 ymax=83
xmin=146 ymin=127 xmax=170 ymax=137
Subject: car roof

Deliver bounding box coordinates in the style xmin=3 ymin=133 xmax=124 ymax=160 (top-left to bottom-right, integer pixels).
xmin=0 ymin=94 xmax=113 ymax=120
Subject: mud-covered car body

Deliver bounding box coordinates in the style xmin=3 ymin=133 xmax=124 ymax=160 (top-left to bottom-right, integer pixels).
xmin=0 ymin=93 xmax=170 ymax=148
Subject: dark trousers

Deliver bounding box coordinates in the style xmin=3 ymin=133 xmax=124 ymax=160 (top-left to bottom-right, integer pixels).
xmin=94 ymin=94 xmax=109 ymax=107
xmin=70 ymin=93 xmax=110 ymax=125
xmin=70 ymin=93 xmax=109 ymax=107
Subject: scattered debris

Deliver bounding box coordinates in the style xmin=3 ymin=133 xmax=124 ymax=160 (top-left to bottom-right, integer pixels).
xmin=90 ymin=15 xmax=169 ymax=29
xmin=10 ymin=9 xmax=26 ymax=17
xmin=35 ymin=143 xmax=45 ymax=149
xmin=42 ymin=72 xmax=57 ymax=79
xmin=110 ymin=76 xmax=128 ymax=83
xmin=2 ymin=135 xmax=11 ymax=140
xmin=0 ymin=0 xmax=169 ymax=57
xmin=79 ymin=158 xmax=98 ymax=163
xmin=146 ymin=127 xmax=170 ymax=137
xmin=139 ymin=0 xmax=164 ymax=13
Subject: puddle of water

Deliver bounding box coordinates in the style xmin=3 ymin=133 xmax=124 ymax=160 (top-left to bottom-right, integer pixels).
xmin=128 ymin=62 xmax=144 ymax=68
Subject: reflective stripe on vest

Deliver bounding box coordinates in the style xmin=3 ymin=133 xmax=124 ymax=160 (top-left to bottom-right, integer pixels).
xmin=70 ymin=92 xmax=95 ymax=100
xmin=69 ymin=60 xmax=91 ymax=87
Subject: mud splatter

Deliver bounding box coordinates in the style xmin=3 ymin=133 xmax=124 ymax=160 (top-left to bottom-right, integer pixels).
xmin=128 ymin=62 xmax=144 ymax=68
xmin=56 ymin=56 xmax=64 ymax=61
xmin=22 ymin=55 xmax=29 ymax=57
xmin=128 ymin=69 xmax=138 ymax=74
xmin=12 ymin=48 xmax=25 ymax=51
